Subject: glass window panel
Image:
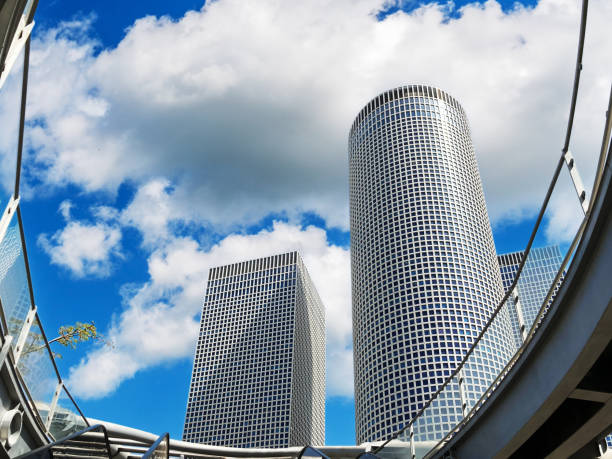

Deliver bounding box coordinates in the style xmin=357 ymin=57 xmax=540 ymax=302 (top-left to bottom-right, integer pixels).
xmin=0 ymin=217 xmax=31 ymax=338
xmin=48 ymin=387 xmax=88 ymax=440
xmin=17 ymin=318 xmax=59 ymax=425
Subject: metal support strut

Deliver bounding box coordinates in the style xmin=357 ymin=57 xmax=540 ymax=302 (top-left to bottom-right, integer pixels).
xmin=563 ymin=150 xmax=589 ymax=214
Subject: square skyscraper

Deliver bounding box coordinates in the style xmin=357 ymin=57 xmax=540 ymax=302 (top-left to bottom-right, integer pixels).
xmin=182 ymin=251 xmax=325 ymax=448
xmin=498 ymin=245 xmax=564 ymax=348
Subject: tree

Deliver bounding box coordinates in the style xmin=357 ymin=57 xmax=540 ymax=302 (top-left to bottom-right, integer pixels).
xmin=23 ymin=321 xmax=110 ymax=359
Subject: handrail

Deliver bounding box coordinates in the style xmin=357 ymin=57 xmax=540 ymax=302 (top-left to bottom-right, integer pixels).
xmin=371 ymin=123 xmax=565 ymax=456
xmin=142 ymin=432 xmax=169 ymax=459
xmin=63 ymin=385 xmax=91 ymax=428
xmin=0 ymin=196 xmax=90 ymax=444
xmin=371 ymin=0 xmax=592 ymax=454
xmin=14 ymin=424 xmax=113 ymax=459
xmin=0 ymin=0 xmax=93 ymax=448
xmin=562 ymin=0 xmax=589 ymax=154
xmin=591 ymin=85 xmax=612 ymax=213
xmin=425 ymin=207 xmax=591 ymax=458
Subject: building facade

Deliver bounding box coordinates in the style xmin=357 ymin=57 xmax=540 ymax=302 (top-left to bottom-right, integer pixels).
xmin=349 ymin=85 xmax=516 ymax=444
xmin=182 ymin=252 xmax=325 ymax=448
xmin=498 ymin=245 xmax=564 ymax=348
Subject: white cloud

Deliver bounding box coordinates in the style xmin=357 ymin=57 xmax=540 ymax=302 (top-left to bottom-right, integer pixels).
xmin=0 ymin=0 xmax=609 ymax=229
xmin=6 ymin=0 xmax=612 ymax=402
xmin=68 ymin=221 xmax=353 ymax=399
xmin=58 ymin=199 xmax=73 ymax=220
xmin=119 ymin=178 xmax=183 ymax=247
xmin=38 ymin=202 xmax=122 ymax=278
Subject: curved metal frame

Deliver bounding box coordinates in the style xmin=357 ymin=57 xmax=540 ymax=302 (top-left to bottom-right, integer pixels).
xmin=371 ymin=0 xmax=604 ymax=455
xmin=0 ymin=0 xmax=609 ymax=457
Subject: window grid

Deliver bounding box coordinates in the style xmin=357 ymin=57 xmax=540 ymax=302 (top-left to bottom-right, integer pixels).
xmin=182 ymin=252 xmax=325 ymax=448
xmin=349 ymin=85 xmax=515 ymax=443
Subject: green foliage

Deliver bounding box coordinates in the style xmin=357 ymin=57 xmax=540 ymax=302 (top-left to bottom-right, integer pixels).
xmin=23 ymin=321 xmax=109 ymax=359
xmin=55 ymin=321 xmax=99 ymax=349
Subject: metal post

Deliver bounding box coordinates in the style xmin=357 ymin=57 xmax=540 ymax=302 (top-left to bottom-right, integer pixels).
xmin=409 ymin=424 xmax=415 ymax=459
xmin=0 ymin=11 xmax=34 ymax=90
xmin=14 ymin=35 xmax=30 ymax=200
xmin=597 ymin=437 xmax=607 ymax=456
xmin=13 ymin=305 xmax=36 ymax=364
xmin=563 ymin=150 xmax=589 ymax=214
xmin=0 ymin=196 xmax=19 ymax=245
xmin=0 ymin=335 xmax=14 ymax=368
xmin=512 ymin=287 xmax=528 ymax=342
xmin=45 ymin=381 xmax=63 ymax=432
xmin=457 ymin=370 xmax=467 ymax=418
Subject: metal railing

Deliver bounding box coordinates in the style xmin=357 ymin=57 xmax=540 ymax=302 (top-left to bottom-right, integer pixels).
xmin=0 ymin=0 xmax=91 ymax=448
xmin=0 ymin=196 xmax=91 ymax=442
xmin=15 ymin=424 xmax=113 ymax=459
xmin=372 ymin=0 xmax=612 ymax=456
xmin=0 ymin=0 xmax=610 ymax=457
xmin=141 ymin=433 xmax=169 ymax=459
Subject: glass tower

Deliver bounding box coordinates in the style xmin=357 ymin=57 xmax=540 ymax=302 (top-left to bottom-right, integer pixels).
xmin=349 ymin=85 xmax=516 ymax=443
xmin=182 ymin=251 xmax=325 ymax=448
xmin=497 ymin=246 xmax=563 ymax=348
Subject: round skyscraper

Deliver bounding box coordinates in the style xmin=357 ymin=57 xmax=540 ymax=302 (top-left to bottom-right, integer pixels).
xmin=349 ymin=85 xmax=515 ymax=444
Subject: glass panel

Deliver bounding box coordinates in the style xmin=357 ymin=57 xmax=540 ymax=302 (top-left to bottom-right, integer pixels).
xmin=516 ymin=245 xmax=566 ymax=335
xmin=514 ymin=166 xmax=580 ymax=337
xmin=17 ymin=317 xmax=59 ymax=425
xmin=48 ymin=387 xmax=88 ymax=440
xmin=0 ymin=216 xmax=31 ymax=338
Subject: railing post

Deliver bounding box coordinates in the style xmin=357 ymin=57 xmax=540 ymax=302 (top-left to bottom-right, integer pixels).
xmin=13 ymin=306 xmax=36 ymax=364
xmin=0 ymin=196 xmax=19 ymax=244
xmin=563 ymin=150 xmax=589 ymax=214
xmin=511 ymin=287 xmax=528 ymax=342
xmin=45 ymin=381 xmax=63 ymax=432
xmin=458 ymin=370 xmax=467 ymax=417
xmin=0 ymin=13 xmax=34 ymax=90
xmin=0 ymin=335 xmax=13 ymax=367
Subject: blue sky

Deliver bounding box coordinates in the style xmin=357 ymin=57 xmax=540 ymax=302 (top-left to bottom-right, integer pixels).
xmin=0 ymin=0 xmax=608 ymax=446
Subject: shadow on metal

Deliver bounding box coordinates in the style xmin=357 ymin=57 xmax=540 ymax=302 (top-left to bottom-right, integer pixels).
xmin=15 ymin=424 xmax=113 ymax=459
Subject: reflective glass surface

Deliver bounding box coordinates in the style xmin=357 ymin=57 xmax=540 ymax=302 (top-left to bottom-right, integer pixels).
xmin=0 ymin=216 xmax=31 ymax=338
xmin=48 ymin=387 xmax=88 ymax=440
xmin=17 ymin=317 xmax=59 ymax=425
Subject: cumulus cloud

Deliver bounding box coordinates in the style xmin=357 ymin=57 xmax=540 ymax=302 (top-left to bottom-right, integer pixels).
xmin=119 ymin=178 xmax=185 ymax=247
xmin=5 ymin=0 xmax=611 ymax=401
xmin=38 ymin=201 xmax=122 ymax=278
xmin=67 ymin=220 xmax=352 ymax=399
xmin=0 ymin=0 xmax=609 ymax=230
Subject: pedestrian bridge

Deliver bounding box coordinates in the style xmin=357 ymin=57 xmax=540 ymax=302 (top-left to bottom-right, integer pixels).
xmin=0 ymin=0 xmax=610 ymax=458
